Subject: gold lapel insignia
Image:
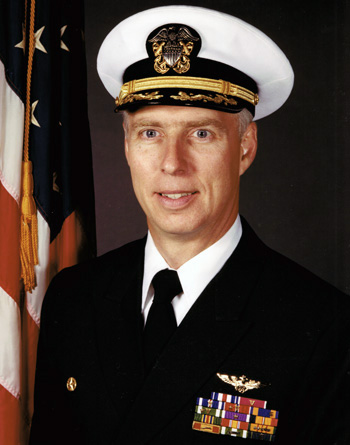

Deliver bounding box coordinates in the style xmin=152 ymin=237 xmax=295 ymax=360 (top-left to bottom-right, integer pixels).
xmin=216 ymin=373 xmax=267 ymax=394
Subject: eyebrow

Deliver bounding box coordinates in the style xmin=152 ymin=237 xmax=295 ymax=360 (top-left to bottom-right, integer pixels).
xmin=129 ymin=118 xmax=232 ymax=131
xmin=129 ymin=120 xmax=163 ymax=130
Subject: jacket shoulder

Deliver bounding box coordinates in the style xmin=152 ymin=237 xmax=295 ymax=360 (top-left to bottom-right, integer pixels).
xmin=40 ymin=237 xmax=146 ymax=320
xmin=51 ymin=237 xmax=145 ymax=288
xmin=240 ymin=217 xmax=348 ymax=307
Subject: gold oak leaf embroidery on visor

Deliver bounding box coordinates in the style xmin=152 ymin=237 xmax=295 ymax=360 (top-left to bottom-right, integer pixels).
xmin=170 ymin=91 xmax=238 ymax=106
xmin=115 ymin=91 xmax=163 ymax=107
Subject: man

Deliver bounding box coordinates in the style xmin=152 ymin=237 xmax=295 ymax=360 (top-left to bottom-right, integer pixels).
xmin=29 ymin=5 xmax=350 ymax=444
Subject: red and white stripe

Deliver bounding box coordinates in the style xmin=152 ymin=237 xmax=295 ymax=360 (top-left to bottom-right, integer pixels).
xmin=0 ymin=57 xmax=81 ymax=444
xmin=0 ymin=58 xmax=26 ymax=444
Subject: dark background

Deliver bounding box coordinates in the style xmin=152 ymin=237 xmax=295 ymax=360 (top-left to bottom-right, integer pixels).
xmin=84 ymin=0 xmax=350 ymax=294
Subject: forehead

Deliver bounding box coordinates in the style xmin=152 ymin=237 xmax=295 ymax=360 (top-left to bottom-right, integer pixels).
xmin=124 ymin=105 xmax=239 ymax=130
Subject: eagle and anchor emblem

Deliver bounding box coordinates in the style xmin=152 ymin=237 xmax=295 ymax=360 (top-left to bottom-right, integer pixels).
xmin=148 ymin=25 xmax=200 ymax=74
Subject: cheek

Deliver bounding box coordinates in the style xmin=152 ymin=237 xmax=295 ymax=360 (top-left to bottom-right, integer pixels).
xmin=205 ymin=153 xmax=239 ymax=186
xmin=128 ymin=144 xmax=159 ymax=170
xmin=209 ymin=166 xmax=240 ymax=207
xmin=128 ymin=148 xmax=147 ymax=173
xmin=128 ymin=157 xmax=155 ymax=201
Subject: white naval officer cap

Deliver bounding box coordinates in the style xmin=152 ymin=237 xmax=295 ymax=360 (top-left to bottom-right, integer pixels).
xmin=97 ymin=5 xmax=294 ymax=120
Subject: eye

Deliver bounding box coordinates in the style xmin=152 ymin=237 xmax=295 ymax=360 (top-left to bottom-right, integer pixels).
xmin=194 ymin=129 xmax=210 ymax=139
xmin=142 ymin=129 xmax=159 ymax=138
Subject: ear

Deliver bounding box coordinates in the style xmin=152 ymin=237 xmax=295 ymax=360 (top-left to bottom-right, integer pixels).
xmin=239 ymin=122 xmax=258 ymax=176
xmin=123 ymin=122 xmax=130 ymax=165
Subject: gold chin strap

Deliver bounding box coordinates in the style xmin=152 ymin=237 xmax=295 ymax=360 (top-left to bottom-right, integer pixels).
xmin=115 ymin=76 xmax=259 ymax=108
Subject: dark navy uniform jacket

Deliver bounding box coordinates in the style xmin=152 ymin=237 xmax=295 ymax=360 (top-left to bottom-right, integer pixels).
xmin=29 ymin=219 xmax=350 ymax=444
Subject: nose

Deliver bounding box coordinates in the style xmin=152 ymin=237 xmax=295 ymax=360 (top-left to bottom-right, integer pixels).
xmin=160 ymin=137 xmax=187 ymax=175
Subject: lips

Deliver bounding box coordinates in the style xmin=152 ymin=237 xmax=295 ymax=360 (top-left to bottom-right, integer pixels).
xmin=156 ymin=191 xmax=198 ymax=208
xmin=159 ymin=192 xmax=194 ymax=199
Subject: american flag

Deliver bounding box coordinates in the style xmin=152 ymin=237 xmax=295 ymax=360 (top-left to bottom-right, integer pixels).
xmin=0 ymin=0 xmax=96 ymax=442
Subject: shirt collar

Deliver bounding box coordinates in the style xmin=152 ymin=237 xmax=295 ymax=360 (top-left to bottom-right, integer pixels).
xmin=177 ymin=215 xmax=242 ymax=302
xmin=142 ymin=215 xmax=242 ymax=320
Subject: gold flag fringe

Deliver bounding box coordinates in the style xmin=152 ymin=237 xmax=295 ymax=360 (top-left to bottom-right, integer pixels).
xmin=20 ymin=0 xmax=38 ymax=292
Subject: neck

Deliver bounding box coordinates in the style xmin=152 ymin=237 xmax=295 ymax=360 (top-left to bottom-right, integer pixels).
xmin=150 ymin=236 xmax=210 ymax=270
xmin=149 ymin=217 xmax=238 ymax=269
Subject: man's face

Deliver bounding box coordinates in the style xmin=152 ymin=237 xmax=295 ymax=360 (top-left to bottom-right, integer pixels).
xmin=124 ymin=106 xmax=257 ymax=246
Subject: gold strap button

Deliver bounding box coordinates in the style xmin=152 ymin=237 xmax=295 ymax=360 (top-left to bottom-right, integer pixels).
xmin=66 ymin=377 xmax=77 ymax=392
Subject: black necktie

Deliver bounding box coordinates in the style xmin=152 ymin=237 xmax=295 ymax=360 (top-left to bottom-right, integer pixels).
xmin=143 ymin=269 xmax=182 ymax=374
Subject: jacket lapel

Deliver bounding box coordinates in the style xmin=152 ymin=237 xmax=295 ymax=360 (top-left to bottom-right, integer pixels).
xmin=117 ymin=223 xmax=264 ymax=443
xmin=94 ymin=239 xmax=146 ymax=423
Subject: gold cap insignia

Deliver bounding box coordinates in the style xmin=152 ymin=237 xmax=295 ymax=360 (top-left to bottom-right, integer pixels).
xmin=148 ymin=25 xmax=199 ymax=75
xmin=66 ymin=377 xmax=77 ymax=392
xmin=217 ymin=373 xmax=268 ymax=394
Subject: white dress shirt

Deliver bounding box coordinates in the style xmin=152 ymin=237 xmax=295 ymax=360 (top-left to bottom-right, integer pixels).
xmin=142 ymin=215 xmax=242 ymax=327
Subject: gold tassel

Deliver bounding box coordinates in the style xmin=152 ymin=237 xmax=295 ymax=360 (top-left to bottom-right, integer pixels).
xmin=20 ymin=0 xmax=38 ymax=292
xmin=20 ymin=161 xmax=38 ymax=292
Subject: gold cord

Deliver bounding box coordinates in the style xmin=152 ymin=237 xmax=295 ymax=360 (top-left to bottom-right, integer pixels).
xmin=116 ymin=76 xmax=259 ymax=108
xmin=20 ymin=0 xmax=38 ymax=292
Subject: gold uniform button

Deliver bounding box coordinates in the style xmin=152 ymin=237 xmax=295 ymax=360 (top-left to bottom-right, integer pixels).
xmin=66 ymin=377 xmax=77 ymax=392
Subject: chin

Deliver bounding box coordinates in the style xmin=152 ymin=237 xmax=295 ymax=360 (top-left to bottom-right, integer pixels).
xmin=153 ymin=220 xmax=205 ymax=239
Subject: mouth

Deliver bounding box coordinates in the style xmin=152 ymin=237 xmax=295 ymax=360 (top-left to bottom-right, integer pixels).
xmin=156 ymin=191 xmax=198 ymax=208
xmin=158 ymin=192 xmax=197 ymax=200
